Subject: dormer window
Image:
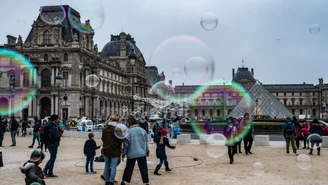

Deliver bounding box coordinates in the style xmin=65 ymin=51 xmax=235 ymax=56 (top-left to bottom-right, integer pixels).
xmin=43 ymin=31 xmax=51 ymax=45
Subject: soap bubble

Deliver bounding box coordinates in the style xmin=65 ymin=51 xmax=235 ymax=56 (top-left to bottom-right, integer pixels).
xmin=200 ymin=12 xmax=218 ymax=31
xmin=253 ymin=162 xmax=264 ymax=176
xmin=85 ymin=74 xmax=99 ymax=87
xmin=39 ymin=5 xmax=66 ymax=25
xmin=205 ymin=133 xmax=227 ymax=158
xmin=173 ymin=68 xmax=182 ymax=76
xmin=296 ymin=154 xmax=312 ymax=170
xmin=184 ymin=56 xmax=213 ymax=81
xmin=114 ymin=124 xmax=129 ymax=139
xmin=122 ymin=106 xmax=128 ymax=113
xmin=307 ymin=133 xmax=322 ymax=149
xmin=309 ymin=24 xmax=320 ymax=34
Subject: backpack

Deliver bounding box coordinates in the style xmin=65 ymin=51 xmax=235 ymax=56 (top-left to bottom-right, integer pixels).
xmin=285 ymin=123 xmax=293 ymax=135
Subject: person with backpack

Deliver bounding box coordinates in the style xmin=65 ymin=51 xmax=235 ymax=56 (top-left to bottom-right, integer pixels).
xmin=9 ymin=116 xmax=19 ymax=147
xmin=153 ymin=128 xmax=176 ymax=176
xmin=43 ymin=115 xmax=64 ymax=178
xmin=19 ymin=150 xmax=46 ymax=185
xmin=283 ymin=117 xmax=298 ymax=156
xmin=100 ymin=114 xmax=123 ymax=185
xmin=29 ymin=117 xmax=41 ymax=149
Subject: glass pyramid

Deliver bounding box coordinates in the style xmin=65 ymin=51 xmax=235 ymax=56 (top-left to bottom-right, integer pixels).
xmin=229 ymin=82 xmax=293 ymax=119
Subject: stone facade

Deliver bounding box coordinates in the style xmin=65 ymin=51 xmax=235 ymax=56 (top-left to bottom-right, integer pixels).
xmin=0 ymin=5 xmax=150 ymax=121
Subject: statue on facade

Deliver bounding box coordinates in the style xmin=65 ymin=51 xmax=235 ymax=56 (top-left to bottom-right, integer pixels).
xmin=73 ymin=33 xmax=79 ymax=42
xmin=94 ymin=44 xmax=98 ymax=53
xmin=17 ymin=35 xmax=23 ymax=45
xmin=82 ymin=34 xmax=87 ymax=48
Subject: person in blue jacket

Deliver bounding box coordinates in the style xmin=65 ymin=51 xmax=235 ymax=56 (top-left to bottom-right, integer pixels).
xmin=43 ymin=114 xmax=64 ymax=178
xmin=153 ymin=128 xmax=176 ymax=175
xmin=283 ymin=117 xmax=298 ymax=156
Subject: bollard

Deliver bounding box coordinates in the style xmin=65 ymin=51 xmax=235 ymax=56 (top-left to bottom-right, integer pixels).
xmin=0 ymin=151 xmax=3 ymax=167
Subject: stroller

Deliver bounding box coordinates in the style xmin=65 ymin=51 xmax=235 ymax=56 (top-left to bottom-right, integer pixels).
xmin=171 ymin=122 xmax=182 ymax=138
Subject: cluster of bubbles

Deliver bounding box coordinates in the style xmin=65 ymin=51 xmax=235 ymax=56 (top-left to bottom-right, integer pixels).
xmin=0 ymin=49 xmax=38 ymax=116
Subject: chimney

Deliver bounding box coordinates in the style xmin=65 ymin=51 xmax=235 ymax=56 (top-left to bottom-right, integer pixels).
xmin=251 ymin=68 xmax=254 ymax=76
xmin=319 ymin=78 xmax=323 ymax=86
xmin=169 ymin=80 xmax=172 ymax=85
xmin=182 ymin=83 xmax=184 ymax=86
xmin=232 ymin=69 xmax=235 ymax=79
xmin=6 ymin=35 xmax=17 ymax=45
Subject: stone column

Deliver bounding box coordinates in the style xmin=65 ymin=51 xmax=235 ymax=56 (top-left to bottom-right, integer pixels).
xmin=51 ymin=67 xmax=55 ymax=86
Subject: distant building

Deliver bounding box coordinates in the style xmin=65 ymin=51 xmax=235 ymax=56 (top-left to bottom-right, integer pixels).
xmin=0 ymin=5 xmax=150 ymax=121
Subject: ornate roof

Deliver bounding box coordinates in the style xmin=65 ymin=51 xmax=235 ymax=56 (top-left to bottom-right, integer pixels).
xmin=101 ymin=33 xmax=142 ymax=57
xmin=263 ymin=84 xmax=317 ymax=91
xmin=233 ymin=67 xmax=255 ymax=82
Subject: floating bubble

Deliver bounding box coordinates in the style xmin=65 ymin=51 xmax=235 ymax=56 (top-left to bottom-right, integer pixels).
xmin=39 ymin=5 xmax=66 ymax=25
xmin=200 ymin=12 xmax=218 ymax=31
xmin=0 ymin=49 xmax=38 ymax=116
xmin=30 ymin=183 xmax=42 ymax=185
xmin=67 ymin=0 xmax=105 ymax=33
xmin=309 ymin=24 xmax=320 ymax=34
xmin=85 ymin=74 xmax=99 ymax=87
xmin=296 ymin=154 xmax=312 ymax=170
xmin=184 ymin=56 xmax=213 ymax=80
xmin=307 ymin=133 xmax=322 ymax=149
xmin=122 ymin=106 xmax=128 ymax=113
xmin=114 ymin=124 xmax=129 ymax=139
xmin=205 ymin=133 xmax=227 ymax=158
xmin=253 ymin=162 xmax=264 ymax=176
xmin=149 ymin=35 xmax=215 ymax=87
xmin=147 ymin=160 xmax=154 ymax=165
xmin=148 ymin=81 xmax=175 ymax=100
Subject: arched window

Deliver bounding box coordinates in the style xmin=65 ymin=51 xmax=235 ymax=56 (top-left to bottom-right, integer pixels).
xmin=194 ymin=110 xmax=198 ymax=117
xmin=217 ymin=109 xmax=221 ymax=117
xmin=41 ymin=69 xmax=51 ymax=87
xmin=64 ymin=53 xmax=68 ymax=61
xmin=43 ymin=31 xmax=51 ymax=44
xmin=202 ymin=109 xmax=205 ymax=116
xmin=44 ymin=54 xmax=48 ymax=62
xmin=209 ymin=109 xmax=213 ymax=117
xmin=23 ymin=72 xmax=29 ymax=87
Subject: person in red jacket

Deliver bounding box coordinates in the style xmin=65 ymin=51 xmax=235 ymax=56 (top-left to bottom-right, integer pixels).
xmin=302 ymin=122 xmax=311 ymax=149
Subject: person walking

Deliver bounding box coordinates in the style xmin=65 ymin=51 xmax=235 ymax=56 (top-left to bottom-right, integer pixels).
xmin=9 ymin=116 xmax=19 ymax=147
xmin=242 ymin=113 xmax=254 ymax=155
xmin=224 ymin=117 xmax=238 ymax=164
xmin=292 ymin=116 xmax=302 ymax=149
xmin=22 ymin=119 xmax=27 ymax=137
xmin=302 ymin=121 xmax=310 ymax=149
xmin=233 ymin=118 xmax=242 ymax=154
xmin=39 ymin=120 xmax=48 ymax=152
xmin=139 ymin=118 xmax=149 ymax=134
xmin=308 ymin=119 xmax=322 ymax=156
xmin=0 ymin=116 xmax=5 ymax=147
xmin=29 ymin=117 xmax=41 ymax=149
xmin=283 ymin=117 xmax=298 ymax=156
xmin=17 ymin=119 xmax=22 ymax=137
xmin=43 ymin=114 xmax=64 ymax=178
xmin=101 ymin=114 xmax=123 ymax=185
xmin=120 ymin=116 xmax=150 ymax=185
xmin=153 ymin=128 xmax=176 ymax=175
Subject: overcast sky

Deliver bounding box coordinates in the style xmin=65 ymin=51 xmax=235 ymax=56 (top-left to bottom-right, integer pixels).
xmin=1 ymin=0 xmax=327 ymax=86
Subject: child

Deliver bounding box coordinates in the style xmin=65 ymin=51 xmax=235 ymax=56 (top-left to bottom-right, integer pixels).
xmin=153 ymin=128 xmax=176 ymax=175
xmin=19 ymin=150 xmax=46 ymax=185
xmin=84 ymin=133 xmax=101 ymax=174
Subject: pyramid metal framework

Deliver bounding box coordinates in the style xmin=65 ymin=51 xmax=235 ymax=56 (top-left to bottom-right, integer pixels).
xmin=229 ymin=81 xmax=293 ymax=118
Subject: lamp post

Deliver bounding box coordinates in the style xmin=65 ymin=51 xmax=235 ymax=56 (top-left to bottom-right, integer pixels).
xmin=56 ymin=72 xmax=62 ymax=116
xmin=255 ymin=99 xmax=259 ymax=118
xmin=129 ymin=49 xmax=137 ymax=112
xmin=80 ymin=88 xmax=85 ymax=117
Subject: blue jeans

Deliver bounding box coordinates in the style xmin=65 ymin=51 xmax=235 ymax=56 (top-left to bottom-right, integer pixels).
xmin=104 ymin=156 xmax=119 ymax=182
xmin=10 ymin=130 xmax=17 ymax=145
xmin=158 ymin=157 xmax=167 ymax=166
xmin=44 ymin=147 xmax=58 ymax=176
xmin=31 ymin=132 xmax=40 ymax=147
xmin=85 ymin=156 xmax=95 ymax=172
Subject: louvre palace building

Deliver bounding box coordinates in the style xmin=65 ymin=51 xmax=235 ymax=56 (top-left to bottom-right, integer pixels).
xmin=0 ymin=5 xmax=151 ymax=121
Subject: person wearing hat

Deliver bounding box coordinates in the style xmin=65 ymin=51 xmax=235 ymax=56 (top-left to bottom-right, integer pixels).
xmin=153 ymin=128 xmax=176 ymax=176
xmin=283 ymin=117 xmax=298 ymax=156
xmin=43 ymin=114 xmax=64 ymax=178
xmin=19 ymin=150 xmax=46 ymax=185
xmin=309 ymin=119 xmax=322 ymax=156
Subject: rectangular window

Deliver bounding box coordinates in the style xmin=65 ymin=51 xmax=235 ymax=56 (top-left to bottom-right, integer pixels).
xmin=63 ymin=72 xmax=68 ymax=87
xmin=313 ymin=92 xmax=315 ymax=96
xmin=276 ymin=92 xmax=279 ymax=96
xmin=300 ymin=92 xmax=302 ymax=96
xmin=292 ymin=92 xmax=294 ymax=96
xmin=284 ymin=92 xmax=286 ymax=96
xmin=23 ymin=73 xmax=29 ymax=87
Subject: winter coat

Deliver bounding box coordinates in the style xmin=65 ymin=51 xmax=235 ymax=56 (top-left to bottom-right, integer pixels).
xmin=122 ymin=125 xmax=149 ymax=159
xmin=283 ymin=121 xmax=296 ymax=136
xmin=139 ymin=121 xmax=149 ymax=133
xmin=1 ymin=120 xmax=7 ymax=133
xmin=153 ymin=134 xmax=174 ymax=159
xmin=10 ymin=119 xmax=19 ymax=131
xmin=302 ymin=123 xmax=311 ymax=135
xmin=44 ymin=121 xmax=62 ymax=148
xmin=33 ymin=122 xmax=40 ymax=133
xmin=19 ymin=161 xmax=45 ymax=185
xmin=223 ymin=123 xmax=238 ymax=146
xmin=84 ymin=139 xmax=100 ymax=157
xmin=101 ymin=122 xmax=123 ymax=157
xmin=310 ymin=124 xmax=323 ymax=136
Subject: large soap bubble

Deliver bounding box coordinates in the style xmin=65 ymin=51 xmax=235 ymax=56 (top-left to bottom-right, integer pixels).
xmin=200 ymin=12 xmax=218 ymax=31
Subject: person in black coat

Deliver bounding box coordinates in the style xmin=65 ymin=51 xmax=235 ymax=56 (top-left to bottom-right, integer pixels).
xmin=19 ymin=150 xmax=46 ymax=185
xmin=308 ymin=119 xmax=323 ymax=156
xmin=223 ymin=117 xmax=238 ymax=164
xmin=84 ymin=133 xmax=101 ymax=174
xmin=153 ymin=128 xmax=176 ymax=176
xmin=29 ymin=117 xmax=41 ymax=148
xmin=139 ymin=119 xmax=149 ymax=134
xmin=10 ymin=116 xmax=19 ymax=146
xmin=0 ymin=116 xmax=5 ymax=147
